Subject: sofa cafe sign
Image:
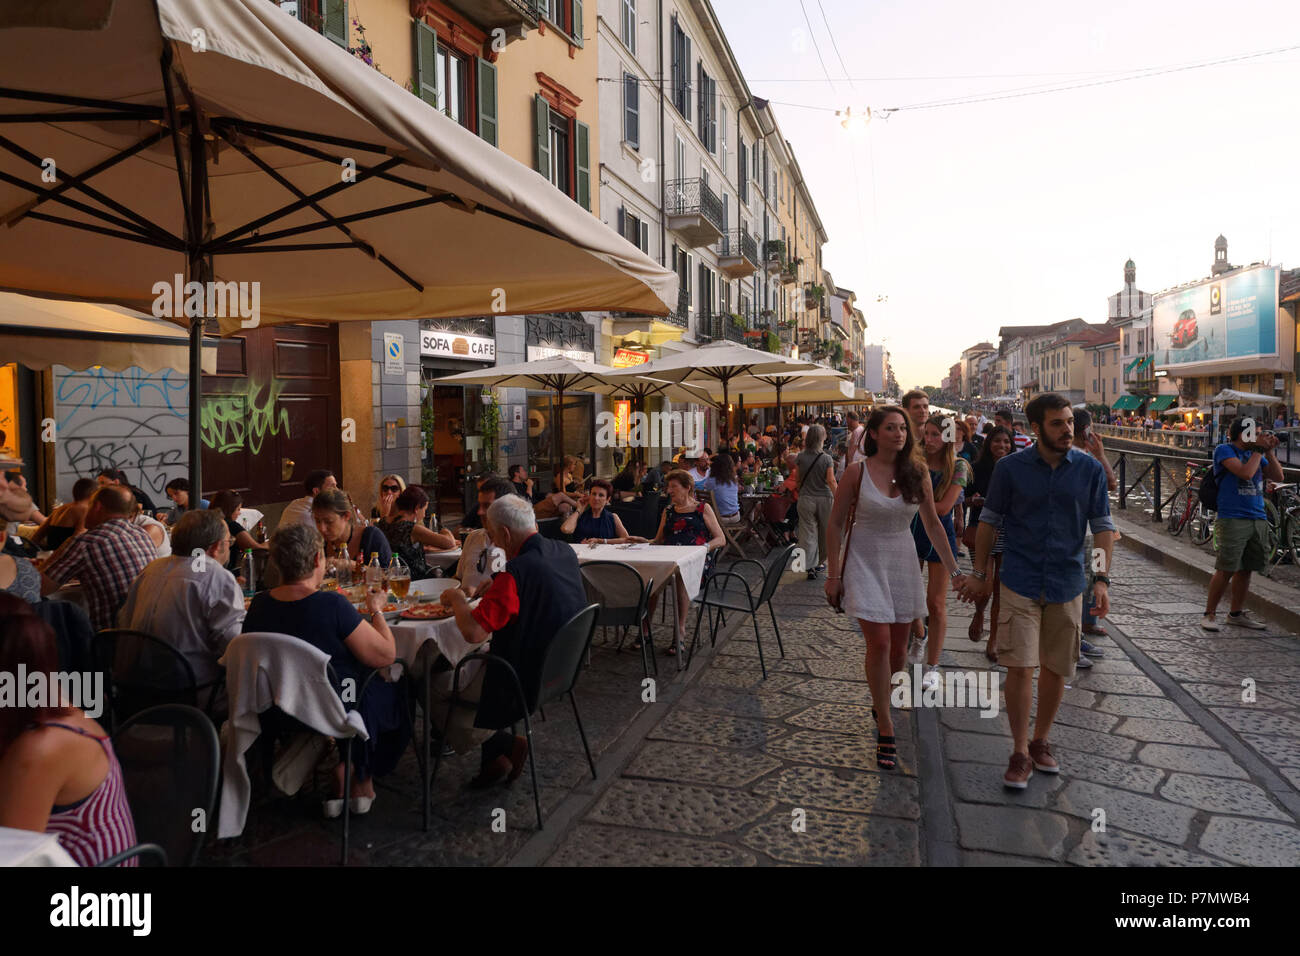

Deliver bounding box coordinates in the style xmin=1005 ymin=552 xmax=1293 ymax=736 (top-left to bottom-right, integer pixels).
xmin=420 ymin=330 xmax=495 ymax=363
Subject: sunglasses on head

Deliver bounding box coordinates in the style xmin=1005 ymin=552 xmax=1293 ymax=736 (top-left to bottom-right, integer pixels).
xmin=382 ymin=484 xmax=399 ymax=492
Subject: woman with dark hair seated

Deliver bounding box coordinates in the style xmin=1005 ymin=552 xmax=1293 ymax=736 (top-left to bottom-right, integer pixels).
xmin=209 ymin=488 xmax=267 ymax=573
xmin=376 ymin=485 xmax=455 ymax=579
xmin=312 ymin=488 xmax=392 ymax=567
xmin=0 ymin=594 xmax=138 ymax=866
xmin=560 ymin=478 xmax=644 ymax=544
xmin=696 ymin=451 xmax=742 ymax=524
xmin=242 ymin=524 xmax=408 ymax=817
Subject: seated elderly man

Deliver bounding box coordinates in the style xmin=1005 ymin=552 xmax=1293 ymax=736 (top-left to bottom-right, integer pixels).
xmin=434 ymin=493 xmax=587 ymax=787
xmin=455 ymin=477 xmax=516 ymax=595
xmin=117 ymin=510 xmax=245 ymax=698
xmin=41 ymin=485 xmax=156 ymax=631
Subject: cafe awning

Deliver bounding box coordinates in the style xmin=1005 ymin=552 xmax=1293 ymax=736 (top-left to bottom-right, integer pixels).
xmin=1147 ymin=395 xmax=1176 ymax=412
xmin=0 ymin=292 xmax=216 ymax=373
xmin=1111 ymin=395 xmax=1142 ymax=411
xmin=1210 ymin=389 xmax=1281 ymax=406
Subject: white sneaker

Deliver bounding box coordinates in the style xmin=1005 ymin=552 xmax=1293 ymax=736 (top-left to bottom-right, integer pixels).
xmin=1200 ymin=614 xmax=1221 ymax=632
xmin=1225 ymin=611 xmax=1268 ymax=631
xmin=1075 ymin=654 xmax=1093 ymax=669
xmin=921 ymin=666 xmax=941 ymax=691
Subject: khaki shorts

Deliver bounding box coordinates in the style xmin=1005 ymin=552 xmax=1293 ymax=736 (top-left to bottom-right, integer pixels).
xmin=1214 ymin=518 xmax=1269 ymax=573
xmin=996 ymin=584 xmax=1081 ymax=679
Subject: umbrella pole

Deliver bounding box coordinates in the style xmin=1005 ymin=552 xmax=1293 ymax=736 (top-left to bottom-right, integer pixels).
xmin=187 ymin=108 xmax=208 ymax=500
xmin=721 ymin=379 xmax=730 ymax=445
xmin=554 ymin=387 xmax=565 ymax=481
xmin=775 ymin=381 xmax=783 ymax=442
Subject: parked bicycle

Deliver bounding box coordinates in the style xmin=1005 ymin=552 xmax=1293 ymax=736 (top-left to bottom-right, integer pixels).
xmin=1167 ymin=465 xmax=1208 ymax=538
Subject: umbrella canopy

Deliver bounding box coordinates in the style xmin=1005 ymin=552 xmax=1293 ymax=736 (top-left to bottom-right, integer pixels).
xmin=0 ymin=292 xmax=216 ymax=373
xmin=0 ymin=0 xmax=677 ymax=491
xmin=628 ymin=341 xmax=820 ymax=440
xmin=684 ymin=368 xmax=853 ymax=409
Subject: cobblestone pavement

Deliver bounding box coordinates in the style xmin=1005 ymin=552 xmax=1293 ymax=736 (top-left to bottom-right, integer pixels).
xmin=539 ymin=547 xmax=1300 ymax=867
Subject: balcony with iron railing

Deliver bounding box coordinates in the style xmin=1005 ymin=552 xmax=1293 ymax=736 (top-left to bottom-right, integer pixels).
xmin=717 ymin=229 xmax=759 ymax=279
xmin=763 ymin=239 xmax=786 ymax=276
xmin=664 ymin=287 xmax=690 ymax=328
xmin=438 ymin=0 xmax=540 ymax=37
xmin=665 ymin=178 xmax=724 ymax=248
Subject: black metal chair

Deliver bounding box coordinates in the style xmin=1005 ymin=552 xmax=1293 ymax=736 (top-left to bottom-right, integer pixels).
xmin=580 ymin=560 xmax=655 ymax=677
xmin=537 ymin=516 xmax=564 ymax=540
xmin=95 ymin=843 xmax=167 ymax=867
xmin=96 ymin=629 xmax=200 ymax=729
xmin=609 ymin=500 xmax=643 ymax=538
xmin=427 ymin=603 xmax=600 ymax=830
xmin=688 ymin=543 xmax=796 ymax=678
xmin=112 ymin=704 xmax=219 ymax=867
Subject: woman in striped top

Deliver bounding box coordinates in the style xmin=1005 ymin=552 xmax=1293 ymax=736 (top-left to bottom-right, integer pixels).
xmin=0 ymin=596 xmax=138 ymax=866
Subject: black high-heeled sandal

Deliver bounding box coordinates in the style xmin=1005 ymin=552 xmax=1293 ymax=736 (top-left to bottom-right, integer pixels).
xmin=876 ymin=733 xmax=897 ymax=770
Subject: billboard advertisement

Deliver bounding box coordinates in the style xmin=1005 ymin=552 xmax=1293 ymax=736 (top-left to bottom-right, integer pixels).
xmin=1152 ymin=265 xmax=1281 ymax=373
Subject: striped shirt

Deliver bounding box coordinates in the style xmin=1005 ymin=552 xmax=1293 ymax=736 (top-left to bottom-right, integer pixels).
xmin=40 ymin=722 xmax=138 ymax=867
xmin=44 ymin=518 xmax=156 ymax=630
xmin=1012 ymin=431 xmax=1033 ymax=450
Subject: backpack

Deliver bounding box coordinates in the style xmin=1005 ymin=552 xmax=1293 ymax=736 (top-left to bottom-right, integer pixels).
xmin=1197 ymin=461 xmax=1220 ymax=510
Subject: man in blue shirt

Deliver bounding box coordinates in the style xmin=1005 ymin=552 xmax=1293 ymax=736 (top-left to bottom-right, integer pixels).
xmin=1202 ymin=418 xmax=1282 ymax=631
xmin=960 ymin=393 xmax=1115 ymax=790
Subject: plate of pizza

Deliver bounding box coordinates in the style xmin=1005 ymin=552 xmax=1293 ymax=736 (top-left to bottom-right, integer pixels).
xmin=400 ymin=603 xmax=455 ymax=621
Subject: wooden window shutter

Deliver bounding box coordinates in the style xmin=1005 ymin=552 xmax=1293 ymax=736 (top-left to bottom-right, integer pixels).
xmin=477 ymin=58 xmax=497 ymax=146
xmin=624 ymin=72 xmax=639 ymax=148
xmin=571 ymin=0 xmax=583 ymax=47
xmin=413 ymin=21 xmax=439 ymax=108
xmin=323 ymin=0 xmax=348 ymax=47
xmin=639 ymin=220 xmax=648 ymax=253
xmin=576 ymin=120 xmax=591 ymax=210
xmin=617 ymin=205 xmax=626 ymax=240
xmin=534 ymin=94 xmax=551 ymax=177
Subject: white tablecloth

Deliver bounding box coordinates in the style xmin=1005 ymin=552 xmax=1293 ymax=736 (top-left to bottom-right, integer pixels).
xmin=423 ymin=547 xmax=462 ymax=571
xmin=392 ymin=603 xmax=483 ymax=667
xmin=0 ymin=827 xmax=77 ymax=867
xmin=571 ymin=543 xmax=709 ymax=600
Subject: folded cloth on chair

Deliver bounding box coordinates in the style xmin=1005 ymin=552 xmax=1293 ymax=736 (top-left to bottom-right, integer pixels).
xmin=216 ymin=632 xmax=367 ymax=838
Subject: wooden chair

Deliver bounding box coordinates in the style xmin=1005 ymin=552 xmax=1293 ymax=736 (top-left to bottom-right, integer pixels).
xmin=695 ymin=488 xmax=745 ymax=559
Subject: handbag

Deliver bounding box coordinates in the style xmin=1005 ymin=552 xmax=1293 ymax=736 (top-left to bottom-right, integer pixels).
xmin=829 ymin=462 xmax=863 ymax=613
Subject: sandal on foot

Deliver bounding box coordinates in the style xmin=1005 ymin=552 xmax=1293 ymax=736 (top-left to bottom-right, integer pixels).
xmin=968 ymin=618 xmax=983 ymax=642
xmin=876 ymin=734 xmax=897 ymax=771
xmin=985 ymin=645 xmax=998 ymax=664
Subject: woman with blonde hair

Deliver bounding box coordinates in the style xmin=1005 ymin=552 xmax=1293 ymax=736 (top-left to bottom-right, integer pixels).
xmin=372 ymin=474 xmax=406 ymax=521
xmin=909 ymin=413 xmax=972 ymax=689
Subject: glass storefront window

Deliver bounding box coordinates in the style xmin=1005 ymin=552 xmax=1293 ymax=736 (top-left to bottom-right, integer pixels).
xmin=526 ymin=390 xmax=593 ymax=488
xmin=423 ymin=381 xmax=495 ymax=522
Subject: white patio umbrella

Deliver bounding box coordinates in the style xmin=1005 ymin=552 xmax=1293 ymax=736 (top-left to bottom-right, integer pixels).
xmin=671 ymin=366 xmax=853 ymax=422
xmin=621 ymin=341 xmax=820 ymax=441
xmin=0 ymin=0 xmax=677 ymax=492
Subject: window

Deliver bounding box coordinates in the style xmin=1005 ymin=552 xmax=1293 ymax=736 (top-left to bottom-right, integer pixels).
xmin=541 ymin=0 xmax=584 ymax=47
xmin=1113 ymin=377 xmax=1118 ymax=394
xmin=675 ymin=134 xmax=686 ymax=181
xmin=623 ymin=72 xmax=639 ymax=148
xmin=738 ymin=139 xmax=748 ymax=203
xmin=288 ymin=0 xmax=347 ymax=47
xmin=620 ymin=0 xmax=636 ymax=53
xmin=412 ymin=21 xmax=497 ymax=144
xmin=548 ymin=110 xmax=569 ymax=194
xmin=670 ymin=15 xmax=692 ymax=120
xmin=436 ymin=45 xmax=469 ymax=126
xmin=720 ymin=104 xmax=728 ymax=176
xmin=697 ymin=62 xmax=716 ymax=152
xmin=534 ymin=94 xmax=591 ymax=210
xmin=618 ymin=205 xmax=649 ymax=253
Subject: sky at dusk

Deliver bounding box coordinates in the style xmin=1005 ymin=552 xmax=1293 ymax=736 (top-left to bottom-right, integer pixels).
xmin=711 ymin=0 xmax=1300 ymax=389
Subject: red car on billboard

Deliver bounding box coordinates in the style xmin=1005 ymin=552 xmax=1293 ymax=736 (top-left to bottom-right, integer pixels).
xmin=1171 ymin=309 xmax=1198 ymax=349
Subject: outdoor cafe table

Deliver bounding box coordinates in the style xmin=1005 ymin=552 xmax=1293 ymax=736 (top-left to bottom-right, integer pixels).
xmin=390 ymin=599 xmax=485 ymax=681
xmin=0 ymin=826 xmax=76 ymax=867
xmin=570 ymin=542 xmax=709 ymax=601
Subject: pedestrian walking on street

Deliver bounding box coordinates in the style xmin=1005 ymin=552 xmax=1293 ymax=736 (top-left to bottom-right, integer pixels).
xmin=796 ymin=425 xmax=838 ymax=580
xmin=1201 ymin=418 xmax=1283 ymax=632
xmin=964 ymin=425 xmax=1013 ymax=661
xmin=958 ymin=393 xmax=1115 ymax=790
xmin=825 ymin=407 xmax=965 ymax=771
xmin=910 ymin=413 xmax=972 ymax=690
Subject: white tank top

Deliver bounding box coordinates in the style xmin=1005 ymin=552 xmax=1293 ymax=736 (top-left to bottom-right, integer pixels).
xmin=132 ymin=513 xmax=172 ymax=558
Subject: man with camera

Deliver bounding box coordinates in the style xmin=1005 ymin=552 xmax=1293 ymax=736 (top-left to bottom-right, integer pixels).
xmin=1202 ymin=418 xmax=1284 ymax=631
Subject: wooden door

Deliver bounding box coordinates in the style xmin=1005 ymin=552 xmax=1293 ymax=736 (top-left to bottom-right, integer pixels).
xmin=201 ymin=324 xmax=341 ymax=505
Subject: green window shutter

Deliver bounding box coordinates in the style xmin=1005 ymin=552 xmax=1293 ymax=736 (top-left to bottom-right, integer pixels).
xmin=534 ymin=94 xmax=551 ymax=177
xmin=323 ymin=0 xmax=348 ymax=47
xmin=476 ymin=57 xmax=497 ymax=146
xmin=413 ymin=21 xmax=439 ymax=108
xmin=576 ymin=120 xmax=591 ymax=210
xmin=571 ymin=0 xmax=583 ymax=47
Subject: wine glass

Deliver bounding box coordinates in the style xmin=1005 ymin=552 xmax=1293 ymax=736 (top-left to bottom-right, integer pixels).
xmin=388 ymin=555 xmax=411 ymax=609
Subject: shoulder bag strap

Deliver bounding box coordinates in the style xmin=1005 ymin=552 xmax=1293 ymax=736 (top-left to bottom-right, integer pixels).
xmin=838 ymin=461 xmax=864 ymax=583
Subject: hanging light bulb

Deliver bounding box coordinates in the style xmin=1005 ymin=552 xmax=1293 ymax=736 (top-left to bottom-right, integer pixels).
xmin=836 ymin=106 xmax=871 ymax=132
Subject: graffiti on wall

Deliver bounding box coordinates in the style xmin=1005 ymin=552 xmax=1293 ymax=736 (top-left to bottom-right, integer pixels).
xmin=53 ymin=367 xmax=189 ymax=500
xmin=200 ymin=378 xmax=290 ymax=455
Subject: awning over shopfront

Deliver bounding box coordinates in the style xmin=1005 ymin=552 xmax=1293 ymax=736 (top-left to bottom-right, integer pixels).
xmin=1111 ymin=395 xmax=1142 ymax=411
xmin=0 ymin=293 xmax=216 ymax=373
xmin=1210 ymin=389 xmax=1282 ymax=406
xmin=1147 ymin=395 xmax=1176 ymax=412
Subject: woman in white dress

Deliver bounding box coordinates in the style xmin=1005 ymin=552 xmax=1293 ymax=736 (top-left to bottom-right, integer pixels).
xmin=824 ymin=406 xmax=965 ymax=770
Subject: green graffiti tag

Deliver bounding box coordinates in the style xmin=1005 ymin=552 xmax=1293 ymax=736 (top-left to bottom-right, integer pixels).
xmin=200 ymin=379 xmax=290 ymax=455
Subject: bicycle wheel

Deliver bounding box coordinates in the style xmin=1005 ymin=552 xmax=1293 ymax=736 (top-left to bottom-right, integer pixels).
xmin=1265 ymin=499 xmax=1281 ymax=560
xmin=1286 ymin=508 xmax=1300 ymax=564
xmin=1167 ymin=486 xmax=1189 ymax=536
xmin=1190 ymin=507 xmax=1213 ymax=546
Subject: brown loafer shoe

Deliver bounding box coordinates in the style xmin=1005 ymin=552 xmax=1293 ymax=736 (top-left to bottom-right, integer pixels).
xmin=468 ymin=755 xmax=511 ymax=789
xmin=1003 ymin=752 xmax=1033 ymax=790
xmin=506 ymin=735 xmax=529 ymax=784
xmin=1029 ymin=738 xmax=1059 ymax=773
xmin=1082 ymin=625 xmax=1106 ymax=636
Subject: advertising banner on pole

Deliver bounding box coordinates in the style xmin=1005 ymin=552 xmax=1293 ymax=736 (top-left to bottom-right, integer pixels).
xmin=1153 ymin=266 xmax=1286 ymax=374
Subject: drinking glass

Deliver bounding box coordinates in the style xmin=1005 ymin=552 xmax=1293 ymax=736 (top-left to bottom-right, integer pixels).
xmin=388 ymin=555 xmax=412 ymax=608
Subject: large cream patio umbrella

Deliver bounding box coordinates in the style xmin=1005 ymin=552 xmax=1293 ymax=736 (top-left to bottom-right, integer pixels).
xmin=0 ymin=0 xmax=676 ymax=493
xmin=436 ymin=358 xmax=710 ymax=473
xmin=618 ymin=341 xmax=820 ymax=442
xmin=678 ymin=367 xmax=853 ymax=425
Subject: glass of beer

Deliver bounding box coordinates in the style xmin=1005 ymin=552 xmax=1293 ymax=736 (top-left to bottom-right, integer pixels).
xmin=388 ymin=555 xmax=411 ymax=608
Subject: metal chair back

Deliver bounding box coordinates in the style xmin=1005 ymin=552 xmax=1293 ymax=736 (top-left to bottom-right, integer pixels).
xmin=534 ymin=603 xmax=600 ymax=710
xmin=113 ymin=704 xmax=219 ymax=867
xmin=98 ymin=629 xmax=199 ymax=724
xmin=758 ymin=543 xmax=798 ymax=605
xmin=580 ymin=561 xmax=651 ymax=630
